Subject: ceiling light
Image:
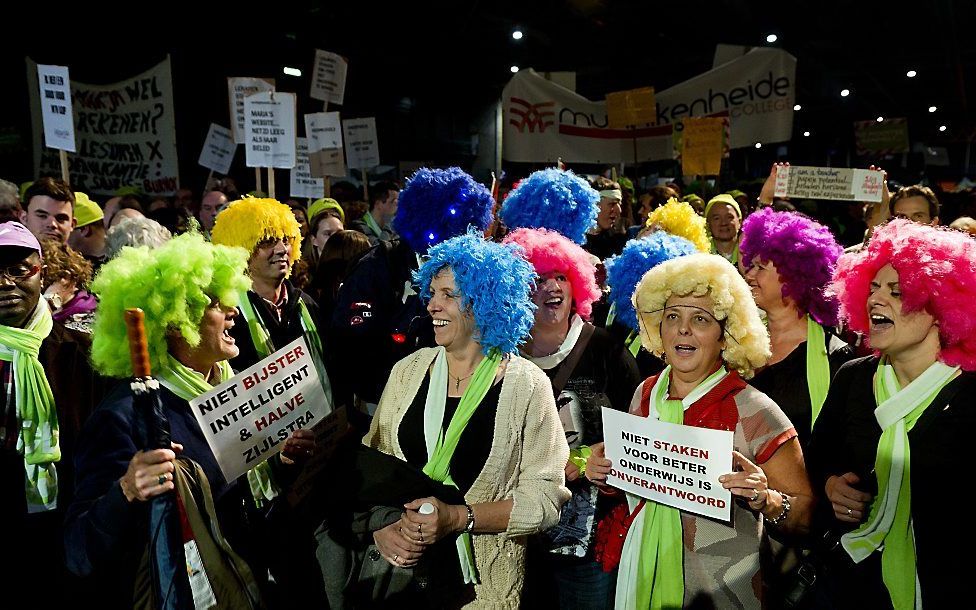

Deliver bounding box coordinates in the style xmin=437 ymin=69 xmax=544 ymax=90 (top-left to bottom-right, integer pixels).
xmin=282 ymin=67 xmax=301 ymax=77
xmin=840 ymin=89 xmax=851 ymax=97
xmin=510 ymin=65 xmax=520 ymax=73
xmin=755 ymin=142 xmax=762 ymax=149
xmin=928 ymin=105 xmax=937 ymax=113
xmin=803 ymin=131 xmax=811 ymax=137
xmin=766 ymin=34 xmax=778 ymax=43
xmin=906 ymin=70 xmax=917 ymax=78
xmin=939 ymin=125 xmax=947 ymax=132
xmin=876 ymin=116 xmax=884 ymax=122
xmin=793 ymin=104 xmax=801 ymax=111
xmin=512 ymin=29 xmax=523 ymax=40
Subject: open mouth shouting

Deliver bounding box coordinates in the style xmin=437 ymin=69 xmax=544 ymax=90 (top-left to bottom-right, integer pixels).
xmin=870 ymin=312 xmax=894 ymax=333
xmin=544 ymin=296 xmax=564 ymax=310
xmin=672 ymin=342 xmax=698 ymax=358
xmin=222 ymin=321 xmax=236 ymax=345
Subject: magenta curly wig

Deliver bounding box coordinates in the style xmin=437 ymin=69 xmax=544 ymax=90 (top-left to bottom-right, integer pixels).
xmin=503 ymin=227 xmax=601 ymax=320
xmin=830 ymin=219 xmax=976 ymax=370
xmin=740 ymin=207 xmax=843 ymax=326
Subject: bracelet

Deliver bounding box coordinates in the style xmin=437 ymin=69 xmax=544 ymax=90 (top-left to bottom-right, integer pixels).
xmin=766 ymin=492 xmax=791 ymax=526
xmin=463 ymin=504 xmax=475 ymax=533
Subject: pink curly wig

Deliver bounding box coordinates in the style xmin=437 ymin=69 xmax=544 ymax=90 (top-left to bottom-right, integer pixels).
xmin=503 ymin=227 xmax=601 ymax=320
xmin=830 ymin=219 xmax=976 ymax=370
xmin=740 ymin=207 xmax=843 ymax=326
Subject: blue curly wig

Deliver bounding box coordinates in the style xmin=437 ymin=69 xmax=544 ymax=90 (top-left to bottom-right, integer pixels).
xmin=392 ymin=167 xmax=494 ymax=254
xmin=605 ymin=232 xmax=700 ymax=331
xmin=499 ymin=168 xmax=599 ymax=244
xmin=413 ymin=231 xmax=536 ymax=355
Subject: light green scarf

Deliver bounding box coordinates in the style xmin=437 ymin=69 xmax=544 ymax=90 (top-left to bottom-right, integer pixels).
xmin=0 ymin=303 xmax=59 ymax=513
xmin=842 ymin=359 xmax=958 ymax=610
xmin=604 ymin=303 xmax=642 ymax=358
xmin=422 ymin=347 xmax=503 ymax=584
xmin=616 ymin=365 xmax=728 ymax=609
xmin=806 ymin=316 xmax=831 ymax=429
xmin=362 ymin=211 xmax=383 ymax=239
xmin=710 ymin=237 xmax=740 ymax=265
xmin=157 ymin=354 xmax=279 ymax=507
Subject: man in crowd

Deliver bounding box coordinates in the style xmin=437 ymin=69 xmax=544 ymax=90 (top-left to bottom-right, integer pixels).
xmin=704 ymin=193 xmax=742 ymax=264
xmin=891 ymin=184 xmax=940 ymax=225
xmin=20 ymin=177 xmax=75 ymax=245
xmin=198 ymin=190 xmax=228 ymax=237
xmin=583 ymin=176 xmax=627 ymax=260
xmin=68 ymin=193 xmax=107 ymax=270
xmin=348 ymin=180 xmax=399 ymax=245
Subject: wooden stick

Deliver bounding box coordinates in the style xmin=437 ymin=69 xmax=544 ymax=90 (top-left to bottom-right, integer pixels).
xmin=59 ymin=150 xmax=69 ymax=185
xmin=124 ymin=308 xmax=152 ymax=377
xmin=325 ymin=176 xmax=332 ymax=198
xmin=268 ymin=168 xmax=276 ymax=199
xmin=255 ymin=167 xmax=263 ymax=194
xmin=204 ymin=169 xmax=214 ymax=195
xmin=362 ymin=168 xmax=369 ymax=202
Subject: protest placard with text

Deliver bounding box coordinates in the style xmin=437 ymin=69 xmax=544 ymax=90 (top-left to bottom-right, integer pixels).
xmin=342 ymin=118 xmax=380 ymax=170
xmin=680 ymin=117 xmax=726 ymax=175
xmin=773 ymin=165 xmax=884 ymax=202
xmin=606 ymin=87 xmax=656 ymax=129
xmin=290 ymin=137 xmax=325 ymax=199
xmin=310 ymin=50 xmax=348 ymax=105
xmin=305 ymin=111 xmax=343 ymax=151
xmin=227 ymin=77 xmax=275 ymax=144
xmin=198 ymin=123 xmax=236 ymax=175
xmin=36 ymin=64 xmax=76 ymax=152
xmin=244 ymin=91 xmax=296 ymax=169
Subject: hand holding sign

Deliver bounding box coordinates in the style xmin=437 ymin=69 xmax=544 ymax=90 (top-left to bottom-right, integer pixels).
xmin=584 ymin=441 xmax=612 ymax=488
xmin=759 ymin=162 xmax=790 ymax=205
xmin=279 ymin=428 xmax=316 ymax=466
xmin=719 ymin=450 xmax=769 ymax=511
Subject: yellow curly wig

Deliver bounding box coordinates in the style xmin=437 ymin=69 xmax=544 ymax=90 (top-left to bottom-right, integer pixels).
xmin=644 ymin=198 xmax=710 ymax=253
xmin=210 ymin=197 xmax=303 ymax=276
xmin=633 ymin=253 xmax=770 ymax=378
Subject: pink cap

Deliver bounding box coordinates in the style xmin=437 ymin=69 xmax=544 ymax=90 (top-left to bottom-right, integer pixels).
xmin=0 ymin=222 xmax=42 ymax=254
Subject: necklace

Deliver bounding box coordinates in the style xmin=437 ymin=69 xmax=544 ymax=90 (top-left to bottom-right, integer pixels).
xmin=450 ymin=370 xmax=475 ymax=392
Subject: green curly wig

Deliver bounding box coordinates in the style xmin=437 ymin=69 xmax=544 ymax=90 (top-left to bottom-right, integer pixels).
xmin=90 ymin=232 xmax=252 ymax=378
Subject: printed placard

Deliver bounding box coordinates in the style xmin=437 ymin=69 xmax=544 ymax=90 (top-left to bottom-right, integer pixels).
xmin=244 ymin=91 xmax=297 ymax=169
xmin=197 ymin=123 xmax=236 ymax=174
xmin=309 ymin=148 xmax=347 ymax=179
xmin=606 ymin=86 xmax=656 ymax=129
xmin=310 ymin=49 xmax=348 ymax=105
xmin=36 ymin=64 xmax=76 ymax=152
xmin=305 ymin=111 xmax=343 ymax=151
xmin=773 ymin=165 xmax=884 ymax=202
xmin=189 ymin=338 xmax=332 ymax=483
xmin=290 ymin=137 xmax=326 ymax=199
xmin=602 ymin=408 xmax=733 ymax=521
xmin=227 ymin=77 xmax=275 ymax=144
xmin=342 ymin=117 xmax=379 ymax=170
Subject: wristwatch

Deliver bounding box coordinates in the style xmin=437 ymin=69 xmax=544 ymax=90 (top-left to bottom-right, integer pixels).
xmin=463 ymin=503 xmax=476 ymax=533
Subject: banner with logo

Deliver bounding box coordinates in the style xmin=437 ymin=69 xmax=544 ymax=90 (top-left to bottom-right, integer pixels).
xmin=503 ymin=48 xmax=796 ymax=164
xmin=28 ymin=56 xmax=180 ymax=195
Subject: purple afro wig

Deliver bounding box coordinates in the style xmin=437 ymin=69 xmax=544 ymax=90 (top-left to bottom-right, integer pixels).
xmin=499 ymin=168 xmax=599 ymax=244
xmin=830 ymin=219 xmax=976 ymax=371
xmin=740 ymin=207 xmax=843 ymax=326
xmin=502 ymin=228 xmax=601 ymax=320
xmin=392 ymin=167 xmax=494 ymax=254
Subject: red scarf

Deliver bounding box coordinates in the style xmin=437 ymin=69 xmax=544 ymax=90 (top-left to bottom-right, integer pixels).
xmin=638 ymin=369 xmax=747 ymax=432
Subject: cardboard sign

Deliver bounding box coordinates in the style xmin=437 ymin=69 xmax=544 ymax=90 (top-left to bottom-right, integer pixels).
xmin=36 ymin=64 xmax=76 ymax=152
xmin=342 ymin=117 xmax=379 ymax=169
xmin=305 ymin=111 xmax=343 ymax=151
xmin=606 ymin=87 xmax=656 ymax=129
xmin=227 ymin=77 xmax=275 ymax=144
xmin=197 ymin=123 xmax=236 ymax=174
xmin=602 ymin=408 xmax=733 ymax=521
xmin=679 ymin=117 xmax=725 ymax=175
xmin=773 ymin=165 xmax=884 ymax=202
xmin=290 ymin=137 xmax=326 ymax=199
xmin=244 ymin=91 xmax=296 ymax=169
xmin=854 ymin=118 xmax=910 ymax=155
xmin=189 ymin=338 xmax=332 ymax=483
xmin=309 ymin=148 xmax=347 ymax=179
xmin=310 ymin=49 xmax=348 ymax=105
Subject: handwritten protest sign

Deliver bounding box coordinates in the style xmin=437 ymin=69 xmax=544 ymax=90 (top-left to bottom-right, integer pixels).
xmin=342 ymin=118 xmax=379 ymax=170
xmin=305 ymin=112 xmax=343 ymax=151
xmin=680 ymin=117 xmax=725 ymax=175
xmin=310 ymin=50 xmax=348 ymax=105
xmin=227 ymin=77 xmax=275 ymax=144
xmin=290 ymin=138 xmax=325 ymax=199
xmin=36 ymin=64 xmax=76 ymax=152
xmin=773 ymin=165 xmax=884 ymax=202
xmin=605 ymin=87 xmax=656 ymax=129
xmin=244 ymin=91 xmax=296 ymax=169
xmin=198 ymin=123 xmax=236 ymax=175
xmin=189 ymin=338 xmax=332 ymax=483
xmin=602 ymin=408 xmax=733 ymax=521
xmin=854 ymin=118 xmax=909 ymax=155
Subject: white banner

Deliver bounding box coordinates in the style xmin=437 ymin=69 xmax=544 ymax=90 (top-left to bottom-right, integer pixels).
xmin=290 ymin=137 xmax=325 ymax=199
xmin=197 ymin=123 xmax=236 ymax=175
xmin=310 ymin=49 xmax=348 ymax=105
xmin=36 ymin=64 xmax=76 ymax=152
xmin=503 ymin=48 xmax=796 ymax=164
xmin=227 ymin=77 xmax=275 ymax=144
xmin=342 ymin=117 xmax=379 ymax=170
xmin=28 ymin=56 xmax=180 ymax=195
xmin=774 ymin=166 xmax=884 ymax=202
xmin=244 ymin=91 xmax=296 ymax=169
xmin=189 ymin=338 xmax=331 ymax=483
xmin=305 ymin=111 xmax=343 ymax=151
xmin=602 ymin=407 xmax=733 ymax=521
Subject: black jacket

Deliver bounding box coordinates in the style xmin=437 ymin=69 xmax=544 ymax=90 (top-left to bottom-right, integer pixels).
xmin=228 ymin=280 xmax=321 ymax=372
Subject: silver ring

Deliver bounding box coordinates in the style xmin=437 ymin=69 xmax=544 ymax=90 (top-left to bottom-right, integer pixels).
xmin=418 ymin=523 xmax=423 ymax=534
xmin=158 ymin=474 xmax=167 ymax=486
xmin=847 ymin=508 xmax=853 ymax=517
xmin=750 ymin=489 xmax=760 ymax=502
xmin=393 ymin=554 xmax=399 ymax=563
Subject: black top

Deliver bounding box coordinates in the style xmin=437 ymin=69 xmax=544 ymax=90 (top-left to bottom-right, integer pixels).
xmin=228 ymin=279 xmax=321 ymax=372
xmin=583 ymin=230 xmax=627 ymax=261
xmin=398 ymin=373 xmax=504 ymax=494
xmin=807 ymin=356 xmax=976 ymax=609
xmin=749 ymin=329 xmax=855 ymax=449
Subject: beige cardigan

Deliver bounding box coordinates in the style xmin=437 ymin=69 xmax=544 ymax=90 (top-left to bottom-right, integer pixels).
xmin=363 ymin=347 xmax=570 ymax=608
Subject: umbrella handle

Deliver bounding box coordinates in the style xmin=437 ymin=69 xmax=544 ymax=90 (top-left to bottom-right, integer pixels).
xmin=125 ymin=308 xmax=152 ymax=377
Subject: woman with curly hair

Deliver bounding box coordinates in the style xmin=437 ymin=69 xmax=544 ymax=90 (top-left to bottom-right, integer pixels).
xmin=64 ymin=233 xmax=316 ymax=607
xmin=808 ymin=220 xmax=976 ymax=609
xmin=38 ymin=237 xmax=96 ymax=333
xmin=638 ymin=197 xmax=711 ymax=254
xmin=740 ymin=207 xmax=855 ymax=448
xmin=359 ymin=231 xmax=569 ymax=608
xmin=586 ymin=253 xmax=814 ymax=609
xmin=504 ymin=228 xmax=640 ymax=608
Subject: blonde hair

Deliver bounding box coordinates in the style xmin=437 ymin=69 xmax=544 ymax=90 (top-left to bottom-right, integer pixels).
xmin=633 ymin=253 xmax=770 ymax=378
xmin=644 ymin=198 xmax=710 ymax=252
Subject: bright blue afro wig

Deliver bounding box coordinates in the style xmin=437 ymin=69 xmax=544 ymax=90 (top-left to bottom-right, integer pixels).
xmin=605 ymin=232 xmax=700 ymax=331
xmin=392 ymin=167 xmax=494 ymax=254
xmin=500 ymin=168 xmax=599 ymax=244
xmin=413 ymin=230 xmax=536 ymax=355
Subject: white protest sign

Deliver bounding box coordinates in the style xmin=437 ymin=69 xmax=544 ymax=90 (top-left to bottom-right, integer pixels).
xmin=305 ymin=111 xmax=343 ymax=151
xmin=773 ymin=165 xmax=884 ymax=202
xmin=602 ymin=407 xmax=733 ymax=521
xmin=189 ymin=337 xmax=331 ymax=483
xmin=227 ymin=77 xmax=275 ymax=144
xmin=197 ymin=123 xmax=236 ymax=174
xmin=36 ymin=64 xmax=76 ymax=152
xmin=310 ymin=50 xmax=348 ymax=105
xmin=244 ymin=91 xmax=296 ymax=169
xmin=342 ymin=117 xmax=380 ymax=169
xmin=309 ymin=148 xmax=347 ymax=179
xmin=290 ymin=137 xmax=326 ymax=199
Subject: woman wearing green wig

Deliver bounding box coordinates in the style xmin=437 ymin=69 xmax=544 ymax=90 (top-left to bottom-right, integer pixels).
xmin=65 ymin=232 xmax=316 ymax=606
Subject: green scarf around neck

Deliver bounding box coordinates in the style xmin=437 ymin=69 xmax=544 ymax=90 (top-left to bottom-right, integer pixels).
xmin=841 ymin=358 xmax=958 ymax=610
xmin=157 ymin=354 xmax=279 ymax=507
xmin=0 ymin=303 xmax=59 ymax=513
xmin=362 ymin=211 xmax=383 ymax=238
xmin=805 ymin=316 xmax=830 ymax=429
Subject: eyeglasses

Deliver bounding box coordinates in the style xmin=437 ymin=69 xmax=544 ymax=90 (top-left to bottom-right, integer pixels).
xmin=0 ymin=263 xmax=41 ymax=281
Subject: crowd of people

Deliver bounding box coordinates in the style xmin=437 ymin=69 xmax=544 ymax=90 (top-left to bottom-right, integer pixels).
xmin=1 ymin=162 xmax=974 ymax=609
